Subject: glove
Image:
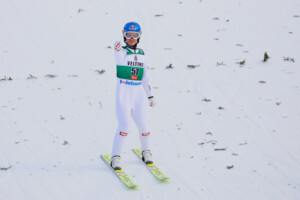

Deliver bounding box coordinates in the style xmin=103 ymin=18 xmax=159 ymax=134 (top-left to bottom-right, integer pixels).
xmin=148 ymin=96 xmax=157 ymax=107
xmin=114 ymin=41 xmax=121 ymax=51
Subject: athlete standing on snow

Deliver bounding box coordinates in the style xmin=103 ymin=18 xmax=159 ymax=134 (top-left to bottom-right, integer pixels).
xmin=110 ymin=22 xmax=156 ymax=170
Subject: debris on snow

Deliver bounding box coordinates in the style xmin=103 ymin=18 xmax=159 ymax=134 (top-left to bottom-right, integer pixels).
xmin=226 ymin=165 xmax=234 ymax=169
xmin=78 ymin=9 xmax=85 ymax=13
xmin=262 ymin=52 xmax=270 ymax=62
xmin=44 ymin=74 xmax=57 ymax=78
xmin=206 ymin=132 xmax=213 ymax=136
xmin=166 ymin=64 xmax=173 ymax=69
xmin=0 ymin=166 xmax=12 ymax=171
xmin=283 ymin=57 xmax=295 ymax=62
xmin=95 ymin=69 xmax=105 ymax=74
xmin=187 ymin=65 xmax=200 ymax=69
xmin=0 ymin=76 xmax=13 ymax=81
xmin=27 ymin=74 xmax=37 ymax=79
xmin=214 ymin=148 xmax=227 ymax=151
xmin=217 ymin=62 xmax=226 ymax=66
xmin=202 ymin=98 xmax=211 ymax=102
xmin=236 ymin=60 xmax=246 ymax=66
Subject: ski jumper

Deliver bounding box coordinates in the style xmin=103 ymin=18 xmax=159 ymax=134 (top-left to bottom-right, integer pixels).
xmin=111 ymin=46 xmax=153 ymax=157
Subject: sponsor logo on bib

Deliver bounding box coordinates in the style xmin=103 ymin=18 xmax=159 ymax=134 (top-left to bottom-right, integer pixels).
xmin=120 ymin=80 xmax=142 ymax=86
xmin=131 ymin=76 xmax=138 ymax=80
xmin=127 ymin=61 xmax=143 ymax=67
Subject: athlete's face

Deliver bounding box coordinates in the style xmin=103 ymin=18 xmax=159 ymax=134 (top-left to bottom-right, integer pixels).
xmin=126 ymin=38 xmax=138 ymax=46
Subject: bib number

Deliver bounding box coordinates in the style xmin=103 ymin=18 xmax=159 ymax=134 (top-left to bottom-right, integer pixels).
xmin=131 ymin=68 xmax=140 ymax=80
xmin=131 ymin=68 xmax=140 ymax=76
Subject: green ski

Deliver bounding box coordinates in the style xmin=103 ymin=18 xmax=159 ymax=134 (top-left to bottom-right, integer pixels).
xmin=101 ymin=154 xmax=138 ymax=189
xmin=132 ymin=149 xmax=170 ymax=181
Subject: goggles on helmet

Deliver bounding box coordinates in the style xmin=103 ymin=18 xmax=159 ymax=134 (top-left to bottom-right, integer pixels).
xmin=123 ymin=31 xmax=141 ymax=39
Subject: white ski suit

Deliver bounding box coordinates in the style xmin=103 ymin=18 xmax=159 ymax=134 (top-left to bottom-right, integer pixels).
xmin=111 ymin=45 xmax=153 ymax=157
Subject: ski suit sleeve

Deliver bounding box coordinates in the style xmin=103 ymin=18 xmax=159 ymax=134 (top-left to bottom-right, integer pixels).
xmin=142 ymin=65 xmax=153 ymax=98
xmin=114 ymin=47 xmax=126 ymax=65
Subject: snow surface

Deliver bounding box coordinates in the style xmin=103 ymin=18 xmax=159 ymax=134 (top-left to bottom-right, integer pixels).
xmin=1 ymin=0 xmax=300 ymax=199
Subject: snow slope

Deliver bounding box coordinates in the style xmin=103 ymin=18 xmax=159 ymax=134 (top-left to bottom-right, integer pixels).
xmin=1 ymin=0 xmax=300 ymax=199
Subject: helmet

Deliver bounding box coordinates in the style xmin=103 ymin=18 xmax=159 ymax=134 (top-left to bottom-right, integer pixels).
xmin=122 ymin=22 xmax=142 ymax=46
xmin=123 ymin=22 xmax=142 ymax=34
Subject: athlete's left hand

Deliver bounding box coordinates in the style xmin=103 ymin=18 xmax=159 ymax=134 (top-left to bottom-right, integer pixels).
xmin=148 ymin=97 xmax=157 ymax=107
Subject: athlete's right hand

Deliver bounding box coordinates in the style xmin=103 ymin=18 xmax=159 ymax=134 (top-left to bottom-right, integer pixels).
xmin=114 ymin=41 xmax=121 ymax=51
xmin=148 ymin=97 xmax=157 ymax=107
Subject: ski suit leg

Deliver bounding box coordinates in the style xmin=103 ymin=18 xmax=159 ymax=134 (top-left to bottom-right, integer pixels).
xmin=131 ymin=94 xmax=151 ymax=152
xmin=111 ymin=89 xmax=132 ymax=157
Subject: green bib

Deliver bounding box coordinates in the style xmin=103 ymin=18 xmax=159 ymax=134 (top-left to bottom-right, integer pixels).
xmin=117 ymin=65 xmax=144 ymax=81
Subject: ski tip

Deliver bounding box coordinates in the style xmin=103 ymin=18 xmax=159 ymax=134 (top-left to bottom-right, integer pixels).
xmin=129 ymin=185 xmax=139 ymax=190
xmin=158 ymin=176 xmax=171 ymax=182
